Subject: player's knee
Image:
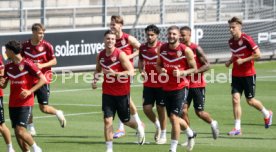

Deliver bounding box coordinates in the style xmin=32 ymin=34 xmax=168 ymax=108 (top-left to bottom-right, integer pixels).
xmin=195 ymin=110 xmax=204 ymax=117
xmin=15 ymin=126 xmax=25 ymax=136
xmin=143 ymin=105 xmax=152 ymax=113
xmin=104 ymin=117 xmax=113 ymax=126
xmin=169 ymin=113 xmax=178 ymax=122
xmin=232 ymin=96 xmax=240 ymax=104
xmin=39 ymin=104 xmax=48 ymax=113
xmin=246 ymin=98 xmax=255 ymax=106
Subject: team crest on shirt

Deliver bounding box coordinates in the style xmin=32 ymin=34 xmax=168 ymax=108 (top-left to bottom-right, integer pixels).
xmin=238 ymin=39 xmax=243 ymax=46
xmin=121 ymin=39 xmax=126 ymax=46
xmin=38 ymin=46 xmax=44 ymax=52
xmin=111 ymin=56 xmax=117 ymax=62
xmin=19 ymin=64 xmax=24 ymax=71
xmin=177 ymin=50 xmax=182 ymax=57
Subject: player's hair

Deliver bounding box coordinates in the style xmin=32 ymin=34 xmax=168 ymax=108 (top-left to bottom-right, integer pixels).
xmin=32 ymin=23 xmax=46 ymax=32
xmin=180 ymin=26 xmax=191 ymax=32
xmin=167 ymin=25 xmax=180 ymax=32
xmin=104 ymin=30 xmax=116 ymax=36
xmin=111 ymin=15 xmax=124 ymax=25
xmin=5 ymin=40 xmax=22 ymax=54
xmin=145 ymin=24 xmax=160 ymax=35
xmin=228 ymin=16 xmax=243 ymax=25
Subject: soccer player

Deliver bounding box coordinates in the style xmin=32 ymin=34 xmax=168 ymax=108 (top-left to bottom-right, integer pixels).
xmin=225 ymin=17 xmax=273 ymax=135
xmin=156 ymin=25 xmax=197 ymax=152
xmin=138 ymin=24 xmax=167 ymax=144
xmin=110 ymin=15 xmax=144 ymax=138
xmin=92 ymin=30 xmax=145 ymax=152
xmin=21 ymin=23 xmax=66 ymax=136
xmin=0 ymin=56 xmax=15 ymax=152
xmin=1 ymin=40 xmax=44 ymax=152
xmin=179 ymin=26 xmax=219 ymax=143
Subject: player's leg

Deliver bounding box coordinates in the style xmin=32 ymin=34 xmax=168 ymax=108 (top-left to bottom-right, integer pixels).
xmin=228 ymin=76 xmax=242 ymax=136
xmin=37 ymin=84 xmax=66 ymax=127
xmin=142 ymin=87 xmax=160 ymax=142
xmin=0 ymin=97 xmax=15 ymax=152
xmin=165 ymin=88 xmax=196 ymax=152
xmin=243 ymin=75 xmax=273 ymax=128
xmin=114 ymin=95 xmax=143 ymax=138
xmin=117 ymin=94 xmax=145 ymax=145
xmin=182 ymin=88 xmax=193 ymax=126
xmin=104 ymin=117 xmax=113 ymax=152
xmin=180 ymin=89 xmax=192 ymax=147
xmin=10 ymin=107 xmax=42 ymax=152
xmin=0 ymin=123 xmax=15 ymax=152
xmin=155 ymin=88 xmax=167 ymax=144
xmin=193 ymin=88 xmax=219 ymax=139
xmin=102 ymin=94 xmax=116 ymax=152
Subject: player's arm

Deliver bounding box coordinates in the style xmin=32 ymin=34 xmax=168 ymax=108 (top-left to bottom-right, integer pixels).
xmin=236 ymin=48 xmax=261 ymax=65
xmin=196 ymin=46 xmax=210 ymax=73
xmin=183 ymin=47 xmax=197 ymax=75
xmin=117 ymin=52 xmax=134 ymax=76
xmin=92 ymin=54 xmax=102 ymax=89
xmin=36 ymin=58 xmax=57 ymax=69
xmin=29 ymin=74 xmax=46 ymax=93
xmin=138 ymin=48 xmax=144 ymax=73
xmin=155 ymin=47 xmax=166 ymax=74
xmin=0 ymin=68 xmax=8 ymax=89
xmin=20 ymin=73 xmax=46 ymax=99
xmin=225 ymin=55 xmax=233 ymax=67
xmin=128 ymin=35 xmax=141 ymax=59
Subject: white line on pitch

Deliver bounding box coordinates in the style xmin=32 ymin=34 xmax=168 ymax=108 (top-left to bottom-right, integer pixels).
xmin=4 ymin=112 xmax=102 ymax=122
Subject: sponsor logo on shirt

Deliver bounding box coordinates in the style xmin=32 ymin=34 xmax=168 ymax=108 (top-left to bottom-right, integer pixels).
xmin=177 ymin=50 xmax=182 ymax=57
xmin=11 ymin=80 xmax=26 ymax=84
xmin=238 ymin=39 xmax=243 ymax=46
xmin=19 ymin=65 xmax=24 ymax=71
xmin=111 ymin=56 xmax=117 ymax=62
xmin=121 ymin=39 xmax=126 ymax=46
xmin=38 ymin=46 xmax=44 ymax=52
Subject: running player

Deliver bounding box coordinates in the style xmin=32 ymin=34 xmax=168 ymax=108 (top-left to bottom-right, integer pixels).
xmin=225 ymin=17 xmax=273 ymax=135
xmin=179 ymin=26 xmax=219 ymax=144
xmin=156 ymin=25 xmax=197 ymax=152
xmin=21 ymin=23 xmax=66 ymax=136
xmin=110 ymin=15 xmax=144 ymax=138
xmin=92 ymin=30 xmax=145 ymax=152
xmin=1 ymin=40 xmax=44 ymax=152
xmin=138 ymin=24 xmax=167 ymax=144
xmin=0 ymin=55 xmax=15 ymax=152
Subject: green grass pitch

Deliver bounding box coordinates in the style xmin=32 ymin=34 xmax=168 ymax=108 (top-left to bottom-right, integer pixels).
xmin=1 ymin=61 xmax=276 ymax=152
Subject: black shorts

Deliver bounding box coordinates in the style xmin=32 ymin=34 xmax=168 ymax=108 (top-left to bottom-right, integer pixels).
xmin=102 ymin=94 xmax=130 ymax=123
xmin=35 ymin=84 xmax=50 ymax=105
xmin=143 ymin=86 xmax=165 ymax=107
xmin=231 ymin=75 xmax=256 ymax=99
xmin=163 ymin=87 xmax=188 ymax=117
xmin=186 ymin=87 xmax=205 ymax=111
xmin=0 ymin=97 xmax=4 ymax=124
xmin=9 ymin=106 xmax=32 ymax=128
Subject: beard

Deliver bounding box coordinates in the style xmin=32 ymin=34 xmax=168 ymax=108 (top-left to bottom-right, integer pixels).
xmin=147 ymin=39 xmax=156 ymax=45
xmin=168 ymin=39 xmax=177 ymax=45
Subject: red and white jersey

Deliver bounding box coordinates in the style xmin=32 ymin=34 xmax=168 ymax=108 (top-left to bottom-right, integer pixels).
xmin=139 ymin=41 xmax=163 ymax=88
xmin=0 ymin=56 xmax=4 ymax=97
xmin=21 ymin=39 xmax=55 ymax=83
xmin=159 ymin=43 xmax=190 ymax=91
xmin=115 ymin=32 xmax=134 ymax=63
xmin=4 ymin=59 xmax=42 ymax=107
xmin=99 ymin=48 xmax=130 ymax=96
xmin=188 ymin=43 xmax=206 ymax=88
xmin=229 ymin=33 xmax=257 ymax=77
